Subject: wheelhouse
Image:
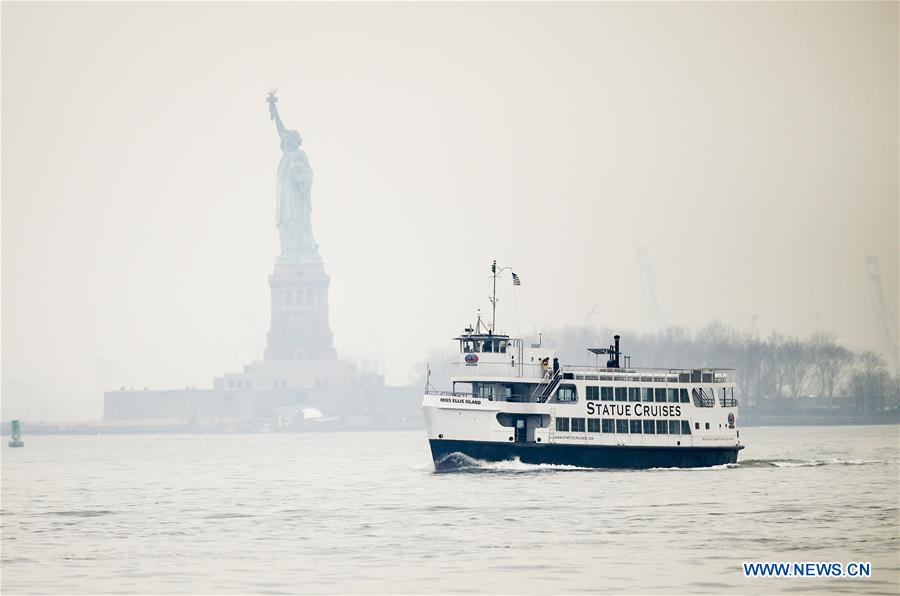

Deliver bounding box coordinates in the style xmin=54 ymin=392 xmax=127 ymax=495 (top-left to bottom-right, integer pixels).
xmin=455 ymin=333 xmax=512 ymax=355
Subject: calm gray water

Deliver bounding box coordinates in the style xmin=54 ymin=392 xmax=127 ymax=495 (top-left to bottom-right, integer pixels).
xmin=1 ymin=426 xmax=898 ymax=594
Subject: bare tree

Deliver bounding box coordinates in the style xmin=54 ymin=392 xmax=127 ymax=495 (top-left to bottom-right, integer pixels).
xmin=847 ymin=351 xmax=891 ymax=411
xmin=811 ymin=331 xmax=854 ymax=409
xmin=761 ymin=333 xmax=791 ymax=400
xmin=781 ymin=338 xmax=811 ymax=399
xmin=735 ymin=336 xmax=765 ymax=406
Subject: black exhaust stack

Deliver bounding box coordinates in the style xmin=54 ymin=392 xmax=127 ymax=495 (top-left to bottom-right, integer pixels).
xmin=605 ymin=334 xmax=622 ymax=368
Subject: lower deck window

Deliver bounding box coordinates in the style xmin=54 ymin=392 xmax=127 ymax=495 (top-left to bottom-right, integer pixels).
xmin=561 ymin=417 xmax=691 ymax=436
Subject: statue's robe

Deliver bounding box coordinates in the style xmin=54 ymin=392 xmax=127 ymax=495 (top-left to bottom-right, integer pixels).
xmin=276 ymin=148 xmax=315 ymax=258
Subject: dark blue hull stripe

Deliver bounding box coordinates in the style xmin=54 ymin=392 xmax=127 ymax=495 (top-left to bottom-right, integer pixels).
xmin=430 ymin=439 xmax=742 ymax=470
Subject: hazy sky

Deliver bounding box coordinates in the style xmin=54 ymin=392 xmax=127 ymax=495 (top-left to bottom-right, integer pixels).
xmin=3 ymin=2 xmax=897 ymax=420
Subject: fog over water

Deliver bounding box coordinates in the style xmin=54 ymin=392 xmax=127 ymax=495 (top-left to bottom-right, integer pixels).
xmin=2 ymin=2 xmax=898 ymax=420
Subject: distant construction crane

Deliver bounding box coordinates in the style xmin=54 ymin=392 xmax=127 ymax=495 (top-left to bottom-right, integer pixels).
xmin=635 ymin=246 xmax=665 ymax=329
xmin=865 ymin=256 xmax=899 ymax=373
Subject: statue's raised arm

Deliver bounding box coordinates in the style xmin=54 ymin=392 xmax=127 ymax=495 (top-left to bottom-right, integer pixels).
xmin=267 ymin=89 xmax=287 ymax=137
xmin=267 ymin=89 xmax=302 ymax=153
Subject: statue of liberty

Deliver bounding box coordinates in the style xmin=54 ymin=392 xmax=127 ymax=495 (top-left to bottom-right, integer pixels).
xmin=266 ymin=90 xmax=318 ymax=261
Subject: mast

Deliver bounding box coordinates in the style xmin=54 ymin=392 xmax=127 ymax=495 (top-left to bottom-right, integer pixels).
xmin=489 ymin=259 xmax=513 ymax=334
xmin=491 ymin=260 xmax=497 ymax=333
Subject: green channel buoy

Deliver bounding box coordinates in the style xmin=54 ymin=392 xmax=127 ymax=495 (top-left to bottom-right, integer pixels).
xmin=8 ymin=419 xmax=24 ymax=448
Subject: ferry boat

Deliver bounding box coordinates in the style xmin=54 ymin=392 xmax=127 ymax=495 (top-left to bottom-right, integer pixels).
xmin=422 ymin=262 xmax=743 ymax=471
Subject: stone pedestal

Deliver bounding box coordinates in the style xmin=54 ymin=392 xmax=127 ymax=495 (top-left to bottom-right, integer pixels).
xmin=264 ymin=260 xmax=337 ymax=361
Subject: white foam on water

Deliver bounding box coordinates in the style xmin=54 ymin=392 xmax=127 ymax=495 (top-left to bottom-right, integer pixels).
xmin=737 ymin=458 xmax=896 ymax=468
xmin=436 ymin=452 xmax=594 ymax=472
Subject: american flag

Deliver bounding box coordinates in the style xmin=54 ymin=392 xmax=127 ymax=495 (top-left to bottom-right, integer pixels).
xmin=512 ymin=272 xmax=521 ymax=286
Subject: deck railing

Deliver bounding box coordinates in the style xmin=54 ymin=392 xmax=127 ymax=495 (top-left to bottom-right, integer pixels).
xmin=560 ymin=366 xmax=732 ymax=384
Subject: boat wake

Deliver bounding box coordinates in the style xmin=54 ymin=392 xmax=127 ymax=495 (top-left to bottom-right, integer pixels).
xmin=735 ymin=458 xmax=897 ymax=468
xmin=434 ymin=452 xmax=593 ymax=473
xmin=432 ymin=453 xmax=898 ymax=473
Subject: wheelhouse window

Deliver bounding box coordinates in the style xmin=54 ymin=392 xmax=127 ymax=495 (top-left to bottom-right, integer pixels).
xmin=615 ymin=419 xmax=629 ymax=434
xmin=586 ymin=386 xmax=599 ymax=401
xmin=556 ymin=417 xmax=569 ymax=432
xmin=628 ymin=388 xmax=640 ymax=402
xmin=600 ymin=387 xmax=614 ymax=401
xmin=461 ymin=337 xmax=509 ymax=354
xmin=643 ymin=420 xmax=656 ymax=434
xmin=477 ymin=384 xmax=493 ymax=399
xmin=629 ymin=420 xmax=642 ymax=434
xmin=680 ymin=389 xmax=690 ymax=403
xmin=656 ymin=420 xmax=668 ymax=434
xmin=602 ymin=419 xmax=614 ymax=433
xmin=641 ymin=388 xmax=653 ymax=402
xmin=667 ymin=389 xmax=678 ymax=403
xmin=571 ymin=418 xmax=586 ymax=432
xmin=655 ymin=388 xmax=666 ymax=403
xmin=556 ymin=385 xmax=577 ymax=402
xmin=614 ymin=387 xmax=627 ymax=402
xmin=588 ymin=418 xmax=601 ymax=433
xmin=669 ymin=420 xmax=681 ymax=435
